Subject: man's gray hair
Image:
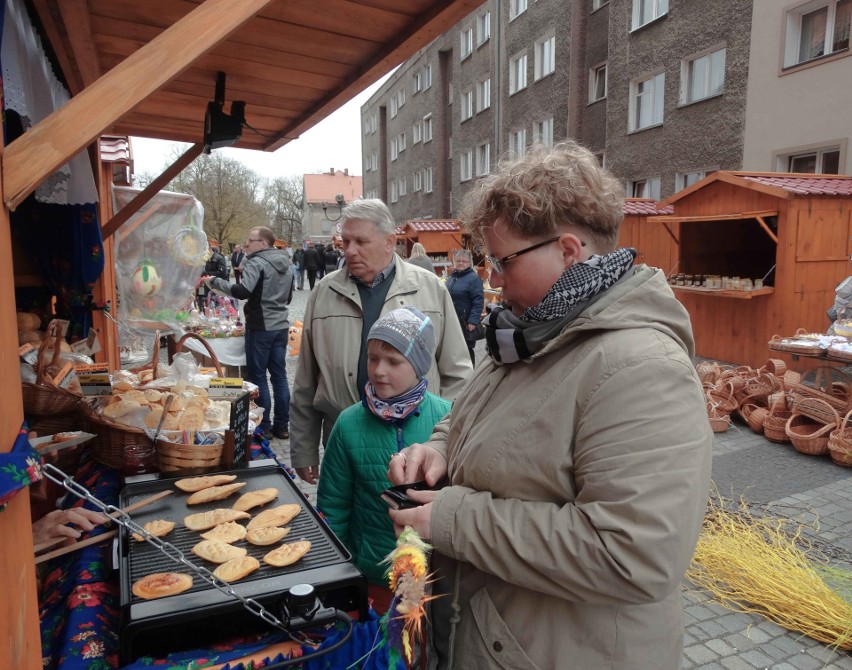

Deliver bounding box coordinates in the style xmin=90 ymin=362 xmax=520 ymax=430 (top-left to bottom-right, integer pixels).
xmin=340 ymin=198 xmax=396 ymax=235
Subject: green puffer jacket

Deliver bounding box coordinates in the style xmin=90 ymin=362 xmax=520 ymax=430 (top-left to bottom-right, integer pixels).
xmin=317 ymin=392 xmax=451 ymax=585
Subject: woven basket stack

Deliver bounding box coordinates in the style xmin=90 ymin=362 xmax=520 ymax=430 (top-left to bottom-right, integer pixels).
xmin=698 ymin=360 xmax=852 ymax=467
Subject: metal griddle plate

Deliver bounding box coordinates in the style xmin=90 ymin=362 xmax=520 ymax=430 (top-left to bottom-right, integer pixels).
xmin=118 ymin=462 xmax=359 ymax=625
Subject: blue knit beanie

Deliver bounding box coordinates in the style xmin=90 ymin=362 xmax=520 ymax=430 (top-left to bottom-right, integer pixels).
xmin=368 ymin=307 xmax=435 ymax=378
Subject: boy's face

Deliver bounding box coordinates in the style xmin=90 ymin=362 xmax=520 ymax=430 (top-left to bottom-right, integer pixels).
xmin=367 ymin=340 xmax=420 ymax=399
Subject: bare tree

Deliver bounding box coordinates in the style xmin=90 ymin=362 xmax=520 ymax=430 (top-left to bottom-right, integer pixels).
xmin=265 ymin=175 xmax=304 ymax=244
xmin=166 ymin=150 xmax=267 ymax=249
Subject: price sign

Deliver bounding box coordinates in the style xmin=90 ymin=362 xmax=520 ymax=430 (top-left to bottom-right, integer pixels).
xmin=228 ymin=391 xmax=250 ymax=466
xmin=75 ymin=363 xmax=112 ymax=396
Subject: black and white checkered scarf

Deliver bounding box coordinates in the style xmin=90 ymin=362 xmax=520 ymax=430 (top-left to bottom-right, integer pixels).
xmin=484 ymin=247 xmax=637 ymax=364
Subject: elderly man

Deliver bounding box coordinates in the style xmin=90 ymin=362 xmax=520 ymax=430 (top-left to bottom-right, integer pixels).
xmin=290 ymin=199 xmax=472 ymax=484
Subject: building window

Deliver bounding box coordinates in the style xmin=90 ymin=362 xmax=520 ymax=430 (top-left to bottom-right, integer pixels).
xmin=399 ymin=177 xmax=407 ymax=197
xmin=510 ymin=129 xmax=527 ymax=158
xmin=682 ymin=47 xmax=726 ymax=104
xmin=630 ymin=72 xmax=665 ymax=131
xmin=413 ymin=70 xmax=422 ymax=94
xmin=414 ymin=171 xmax=423 ymax=192
xmin=397 ymin=88 xmax=406 ymax=110
xmin=390 ymin=180 xmax=399 ymax=203
xmin=399 ymin=132 xmax=407 ymax=153
xmin=425 ymin=167 xmax=434 ymax=193
xmin=476 ymin=143 xmax=491 ymax=176
xmin=461 ymin=28 xmax=474 ymax=60
xmin=589 ymin=62 xmax=607 ymax=102
xmin=391 ymin=137 xmax=399 ymax=161
xmin=630 ymin=177 xmax=661 ymax=199
xmin=424 ymin=64 xmax=433 ymax=89
xmin=413 ymin=121 xmax=422 ymax=144
xmin=534 ymin=35 xmax=556 ymax=80
xmin=369 ymin=151 xmax=378 ymax=172
xmin=478 ymin=12 xmax=491 ymax=45
xmin=784 ymin=0 xmax=851 ymax=67
xmin=390 ymin=97 xmax=398 ymax=119
xmin=592 ymin=0 xmax=609 ymax=10
xmin=779 ymin=145 xmax=842 ymax=173
xmin=632 ymin=0 xmax=668 ymax=30
xmin=365 ymin=188 xmax=378 ymax=199
xmin=510 ymin=0 xmax=528 ymax=20
xmin=676 ymin=167 xmax=717 ymax=191
xmin=477 ymin=78 xmax=491 ymax=112
xmin=461 ymin=90 xmax=474 ymax=121
xmin=423 ymin=114 xmax=433 ymax=142
xmin=460 ymin=151 xmax=474 ymax=182
xmin=534 ymin=118 xmax=554 ymax=146
xmin=510 ymin=52 xmax=528 ymax=94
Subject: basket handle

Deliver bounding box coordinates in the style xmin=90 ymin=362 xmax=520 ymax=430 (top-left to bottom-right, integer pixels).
xmin=808 ymin=397 xmax=841 ymax=427
xmin=794 ymin=328 xmax=811 ymax=337
xmin=35 ymin=322 xmax=64 ymax=385
xmin=768 ymin=393 xmax=787 ymax=416
xmin=840 ymin=408 xmax=852 ymax=430
xmin=175 ymin=332 xmax=224 ymax=377
xmin=129 ymin=330 xmax=161 ymax=380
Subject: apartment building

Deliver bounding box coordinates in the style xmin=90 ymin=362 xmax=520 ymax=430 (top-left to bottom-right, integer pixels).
xmin=362 ymin=0 xmax=851 ymax=223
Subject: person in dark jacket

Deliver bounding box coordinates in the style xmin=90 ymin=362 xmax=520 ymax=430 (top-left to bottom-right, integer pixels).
xmin=302 ymin=241 xmax=320 ymax=289
xmin=315 ymin=242 xmax=326 ymax=279
xmin=230 ymin=245 xmax=246 ymax=284
xmin=198 ymin=245 xmax=229 ymax=309
xmin=206 ymin=226 xmax=294 ymax=439
xmin=292 ymin=246 xmax=306 ymax=290
xmin=446 ymin=249 xmax=485 ymax=364
xmin=324 ymin=246 xmax=340 ymax=275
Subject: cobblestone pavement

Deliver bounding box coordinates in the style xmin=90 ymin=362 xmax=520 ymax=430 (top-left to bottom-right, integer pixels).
xmin=267 ymin=285 xmax=852 ymax=669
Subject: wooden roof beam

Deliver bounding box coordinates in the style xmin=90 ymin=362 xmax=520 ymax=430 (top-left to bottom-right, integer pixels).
xmin=57 ymin=0 xmax=101 ymax=86
xmin=3 ymin=0 xmax=278 ymax=212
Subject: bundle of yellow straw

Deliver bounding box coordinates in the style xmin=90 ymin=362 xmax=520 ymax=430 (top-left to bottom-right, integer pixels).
xmin=687 ymin=498 xmax=852 ymax=650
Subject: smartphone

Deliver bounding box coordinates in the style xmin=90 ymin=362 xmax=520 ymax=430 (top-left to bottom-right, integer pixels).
xmin=381 ymin=480 xmax=436 ymax=510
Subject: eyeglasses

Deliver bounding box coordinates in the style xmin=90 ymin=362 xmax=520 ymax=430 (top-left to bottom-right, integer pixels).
xmin=486 ymin=236 xmax=587 ymax=274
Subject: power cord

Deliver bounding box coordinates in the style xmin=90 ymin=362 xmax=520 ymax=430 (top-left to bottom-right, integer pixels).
xmin=259 ymin=609 xmax=354 ymax=669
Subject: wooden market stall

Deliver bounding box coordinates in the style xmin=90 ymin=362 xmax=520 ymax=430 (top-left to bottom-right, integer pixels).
xmin=0 ymin=0 xmax=484 ymax=666
xmin=617 ymin=198 xmax=676 ymax=273
xmin=400 ymin=219 xmax=465 ymax=275
xmin=643 ymin=172 xmax=852 ymax=368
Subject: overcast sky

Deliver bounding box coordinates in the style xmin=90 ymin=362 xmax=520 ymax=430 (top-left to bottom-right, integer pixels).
xmin=131 ymin=73 xmax=393 ymax=182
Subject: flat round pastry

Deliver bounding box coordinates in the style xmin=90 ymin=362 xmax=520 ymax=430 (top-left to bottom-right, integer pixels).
xmin=132 ymin=519 xmax=176 ymax=542
xmin=245 ymin=526 xmax=290 ymax=546
xmin=232 ymin=488 xmax=279 ymax=512
xmin=144 ymin=408 xmax=164 ymax=429
xmin=179 ymin=407 xmax=205 ymax=431
xmin=113 ymin=380 xmax=134 ymax=392
xmin=187 ymin=482 xmax=246 ymax=505
xmin=132 ymin=572 xmax=193 ymax=600
xmin=200 ymin=521 xmax=247 ymax=544
xmin=213 ymin=556 xmax=260 ymax=582
xmin=184 ymin=508 xmax=250 ymax=531
xmin=175 ymin=474 xmax=238 ymax=493
xmin=263 ymin=540 xmax=311 ymax=567
xmin=246 ymin=504 xmax=301 ymax=530
xmin=192 ymin=539 xmax=248 ymax=564
xmin=144 ymin=389 xmax=164 ymax=404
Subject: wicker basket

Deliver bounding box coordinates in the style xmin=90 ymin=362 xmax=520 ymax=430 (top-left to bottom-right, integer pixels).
xmin=173 ymin=332 xmax=224 ymax=376
xmin=736 ymin=393 xmax=768 ymax=424
xmin=696 ymin=361 xmax=721 ymax=385
xmin=785 ymin=404 xmax=838 ymax=456
xmin=706 ymin=402 xmax=731 ymax=433
xmin=761 ymin=358 xmax=788 ymax=377
xmin=768 ymin=334 xmax=824 ymax=356
xmin=747 ymin=406 xmax=770 ymax=434
xmin=827 ymin=409 xmax=852 ymax=467
xmin=22 ymin=323 xmax=83 ymax=417
xmin=707 ymin=381 xmax=738 ymax=415
xmin=156 ymin=439 xmax=224 ymax=472
xmin=788 ymin=367 xmax=852 ymax=424
xmin=81 ymin=399 xmax=156 ymax=471
xmin=782 ymin=369 xmax=802 ymax=389
xmin=763 ymin=396 xmax=792 ymax=444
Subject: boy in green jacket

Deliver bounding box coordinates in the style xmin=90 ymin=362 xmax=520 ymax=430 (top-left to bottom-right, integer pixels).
xmin=317 ymin=307 xmax=452 ymax=613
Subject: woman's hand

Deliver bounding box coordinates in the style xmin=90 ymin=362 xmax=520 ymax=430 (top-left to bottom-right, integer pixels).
xmin=32 ymin=508 xmax=108 ymax=547
xmin=388 ymin=490 xmax=439 ymax=540
xmin=387 ymin=444 xmax=447 ymax=487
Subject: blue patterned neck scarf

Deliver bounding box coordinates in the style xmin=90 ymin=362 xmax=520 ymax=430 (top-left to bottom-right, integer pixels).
xmin=363 ymin=378 xmax=428 ymax=422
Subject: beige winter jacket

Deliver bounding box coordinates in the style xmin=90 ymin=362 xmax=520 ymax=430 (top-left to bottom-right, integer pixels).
xmin=289 ymin=256 xmax=472 ymax=469
xmin=424 ymin=265 xmax=712 ymax=670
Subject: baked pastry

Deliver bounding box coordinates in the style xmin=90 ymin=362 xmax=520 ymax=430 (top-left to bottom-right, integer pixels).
xmin=184 ymin=508 xmax=250 ymax=531
xmin=52 ymin=432 xmax=78 ymax=443
xmin=179 ymin=407 xmax=205 ymax=431
xmin=232 ymin=488 xmax=279 ymax=512
xmin=246 ymin=504 xmax=301 ymax=530
xmin=263 ymin=540 xmax=311 ymax=567
xmin=200 ymin=521 xmax=247 ymax=544
xmin=113 ymin=380 xmax=134 ymax=392
xmin=132 ymin=572 xmax=193 ymax=600
xmin=144 ymin=389 xmax=164 ymax=404
xmin=192 ymin=539 xmax=247 ymax=564
xmin=144 ymin=408 xmax=164 ymax=429
xmin=213 ymin=556 xmax=260 ymax=582
xmin=175 ymin=474 xmax=238 ymax=493
xmin=245 ymin=526 xmax=290 ymax=546
xmin=186 ymin=482 xmax=246 ymax=505
xmin=132 ymin=519 xmax=176 ymax=542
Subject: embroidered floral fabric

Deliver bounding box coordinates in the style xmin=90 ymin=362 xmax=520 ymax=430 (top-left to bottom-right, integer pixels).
xmin=0 ymin=426 xmax=42 ymax=510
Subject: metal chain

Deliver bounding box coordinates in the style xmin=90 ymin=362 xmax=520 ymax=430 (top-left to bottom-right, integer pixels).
xmin=42 ymin=464 xmax=310 ymax=641
xmin=99 ymin=307 xmax=147 ymax=349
